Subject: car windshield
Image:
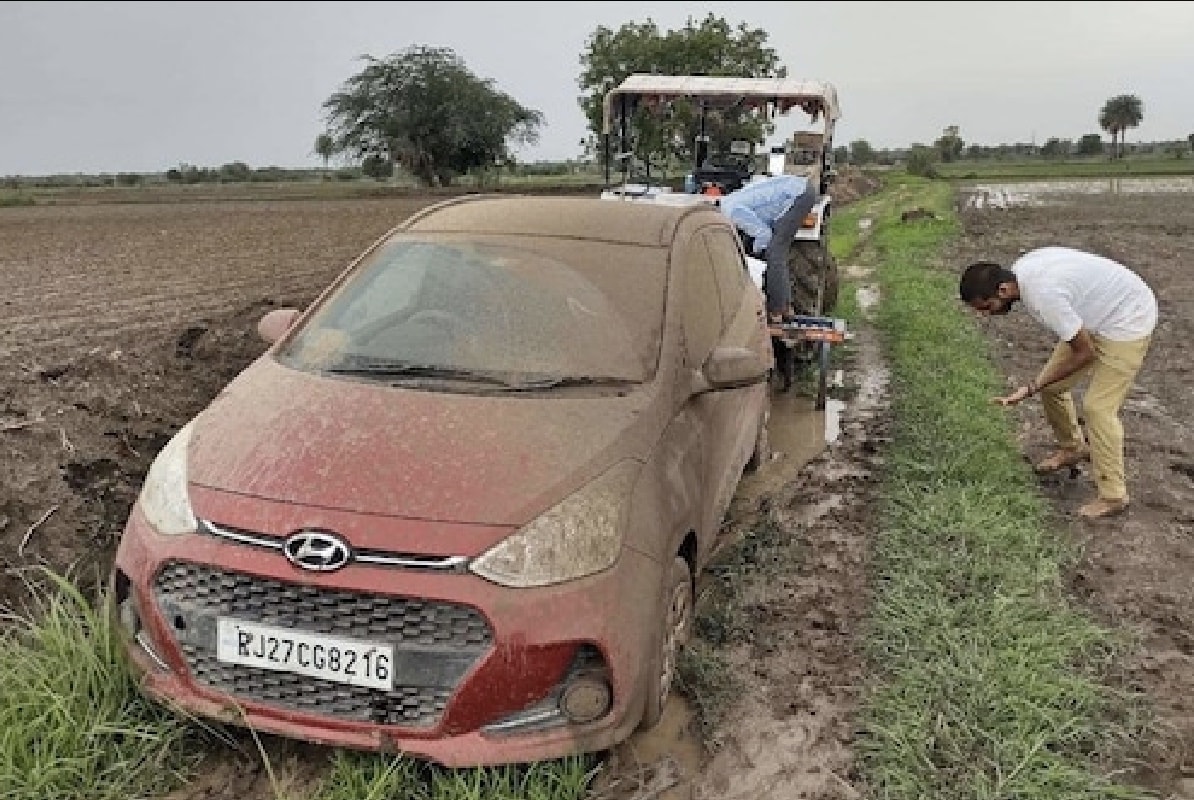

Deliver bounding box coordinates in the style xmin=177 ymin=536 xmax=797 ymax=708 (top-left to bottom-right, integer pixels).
xmin=277 ymin=237 xmax=664 ymax=387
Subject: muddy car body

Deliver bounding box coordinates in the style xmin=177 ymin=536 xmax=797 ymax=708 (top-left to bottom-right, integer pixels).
xmin=111 ymin=195 xmax=772 ymax=766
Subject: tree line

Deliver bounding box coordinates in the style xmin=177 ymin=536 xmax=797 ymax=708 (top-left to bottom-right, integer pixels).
xmin=310 ymin=19 xmax=1185 ymax=188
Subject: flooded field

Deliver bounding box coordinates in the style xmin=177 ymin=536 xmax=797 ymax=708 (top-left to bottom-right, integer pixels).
xmin=963 ymin=175 xmax=1194 ymax=208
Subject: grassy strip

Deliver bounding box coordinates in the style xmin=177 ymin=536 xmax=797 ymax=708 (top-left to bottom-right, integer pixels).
xmin=0 ymin=570 xmax=194 ymax=800
xmin=854 ymin=178 xmax=1146 ymax=799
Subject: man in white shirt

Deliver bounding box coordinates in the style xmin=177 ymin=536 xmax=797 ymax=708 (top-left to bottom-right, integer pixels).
xmin=959 ymin=246 xmax=1158 ymax=519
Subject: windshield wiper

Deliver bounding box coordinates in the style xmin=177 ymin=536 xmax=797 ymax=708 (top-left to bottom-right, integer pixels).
xmin=508 ymin=375 xmax=639 ymax=391
xmin=326 ymin=361 xmax=513 ymax=387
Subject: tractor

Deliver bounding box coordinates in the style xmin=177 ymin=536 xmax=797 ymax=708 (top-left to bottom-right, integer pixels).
xmin=598 ymin=74 xmax=845 ymax=407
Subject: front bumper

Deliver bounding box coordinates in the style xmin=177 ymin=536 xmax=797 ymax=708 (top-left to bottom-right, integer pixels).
xmin=112 ymin=502 xmax=664 ymax=767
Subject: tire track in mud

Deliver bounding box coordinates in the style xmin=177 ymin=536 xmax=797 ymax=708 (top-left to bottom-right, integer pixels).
xmin=598 ymin=255 xmax=890 ymax=800
xmin=688 ymin=272 xmax=889 ymax=800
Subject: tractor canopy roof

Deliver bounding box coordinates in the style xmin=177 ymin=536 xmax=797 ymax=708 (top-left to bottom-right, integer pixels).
xmin=601 ymin=74 xmax=841 ymax=134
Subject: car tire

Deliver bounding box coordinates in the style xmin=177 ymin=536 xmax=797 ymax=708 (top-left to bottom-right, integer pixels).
xmin=639 ymin=556 xmax=694 ymax=731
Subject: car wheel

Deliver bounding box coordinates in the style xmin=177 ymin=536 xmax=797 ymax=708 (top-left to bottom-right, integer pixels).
xmin=788 ymin=238 xmax=839 ymax=316
xmin=640 ymin=556 xmax=694 ymax=731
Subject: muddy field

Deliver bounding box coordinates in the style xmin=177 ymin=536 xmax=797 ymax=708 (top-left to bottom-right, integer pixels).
xmin=949 ymin=182 xmax=1194 ymax=799
xmin=0 ymin=176 xmax=1191 ymax=799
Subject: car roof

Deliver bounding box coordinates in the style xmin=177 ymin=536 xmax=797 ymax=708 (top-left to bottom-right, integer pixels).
xmin=399 ymin=195 xmax=725 ymax=248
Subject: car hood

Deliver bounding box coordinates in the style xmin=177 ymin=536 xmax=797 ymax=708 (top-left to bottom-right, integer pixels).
xmin=187 ymin=358 xmax=657 ymax=526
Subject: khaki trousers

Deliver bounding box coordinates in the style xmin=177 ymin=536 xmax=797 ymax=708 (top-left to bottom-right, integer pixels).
xmin=1039 ymin=334 xmax=1151 ymax=501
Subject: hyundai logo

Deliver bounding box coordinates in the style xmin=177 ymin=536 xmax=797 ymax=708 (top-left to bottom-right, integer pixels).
xmin=283 ymin=530 xmax=353 ymax=572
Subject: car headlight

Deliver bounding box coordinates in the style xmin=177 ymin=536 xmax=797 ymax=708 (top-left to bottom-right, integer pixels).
xmin=470 ymin=461 xmax=639 ymax=588
xmin=138 ymin=420 xmax=197 ymax=535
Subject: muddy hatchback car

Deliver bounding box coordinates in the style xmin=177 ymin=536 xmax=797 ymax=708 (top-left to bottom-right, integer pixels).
xmin=112 ymin=194 xmax=772 ymax=766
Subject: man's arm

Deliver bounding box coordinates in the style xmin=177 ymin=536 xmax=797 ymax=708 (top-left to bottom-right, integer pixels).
xmin=1032 ymin=328 xmax=1096 ymax=392
xmin=995 ymin=328 xmax=1096 ymax=406
xmin=730 ymin=208 xmax=773 ymax=254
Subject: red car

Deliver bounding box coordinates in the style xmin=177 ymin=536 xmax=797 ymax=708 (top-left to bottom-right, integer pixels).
xmin=111 ymin=194 xmax=772 ymax=767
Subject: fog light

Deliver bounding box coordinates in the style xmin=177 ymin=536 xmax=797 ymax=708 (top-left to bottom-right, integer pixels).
xmin=559 ymin=675 xmax=612 ymax=724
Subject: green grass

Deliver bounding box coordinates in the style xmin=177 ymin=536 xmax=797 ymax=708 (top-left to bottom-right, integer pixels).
xmin=303 ymin=750 xmax=596 ymax=800
xmin=0 ymin=570 xmax=195 ymax=800
xmin=851 ymin=177 xmax=1149 ymax=799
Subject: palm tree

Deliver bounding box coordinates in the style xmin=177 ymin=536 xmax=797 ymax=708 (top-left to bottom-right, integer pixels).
xmin=1098 ymin=94 xmax=1144 ymax=158
xmin=313 ymin=133 xmax=336 ymax=175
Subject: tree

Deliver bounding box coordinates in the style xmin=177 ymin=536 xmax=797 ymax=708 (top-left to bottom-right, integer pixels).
xmin=849 ymin=139 xmax=875 ymax=165
xmin=1098 ymin=94 xmax=1144 ymax=158
xmin=313 ymin=133 xmax=335 ymax=173
xmin=361 ymin=154 xmax=394 ymax=180
xmin=1040 ymin=138 xmax=1070 ymax=158
xmin=905 ymin=144 xmax=937 ymax=178
xmin=934 ymin=125 xmax=964 ymax=163
xmin=322 ymin=45 xmax=543 ymax=187
xmin=577 ymin=14 xmax=783 ymax=170
xmin=1076 ymin=133 xmax=1104 ymax=156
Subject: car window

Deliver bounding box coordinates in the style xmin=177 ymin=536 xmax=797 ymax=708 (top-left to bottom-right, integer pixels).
xmin=278 ymin=239 xmax=658 ymax=385
xmin=702 ymin=228 xmax=749 ymax=332
xmin=680 ymin=236 xmax=723 ymax=367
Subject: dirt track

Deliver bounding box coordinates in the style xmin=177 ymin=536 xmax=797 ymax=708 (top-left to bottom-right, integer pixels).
xmin=2 ymin=177 xmax=1191 ymax=799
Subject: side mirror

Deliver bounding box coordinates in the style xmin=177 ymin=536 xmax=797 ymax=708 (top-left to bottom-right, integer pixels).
xmin=702 ymin=345 xmax=770 ymax=391
xmin=257 ymin=308 xmax=300 ymax=344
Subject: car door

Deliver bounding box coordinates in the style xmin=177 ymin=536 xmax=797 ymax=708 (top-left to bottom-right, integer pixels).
xmin=700 ymin=225 xmax=769 ymax=525
xmin=676 ymin=221 xmax=764 ymax=545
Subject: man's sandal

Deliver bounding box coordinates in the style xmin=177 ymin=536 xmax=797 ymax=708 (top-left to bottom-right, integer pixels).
xmin=1033 ymin=448 xmax=1089 ymax=474
xmin=1077 ymin=496 xmax=1129 ymax=519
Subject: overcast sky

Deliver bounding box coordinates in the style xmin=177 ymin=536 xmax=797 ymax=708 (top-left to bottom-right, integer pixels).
xmin=3 ymin=1 xmax=1192 ymax=176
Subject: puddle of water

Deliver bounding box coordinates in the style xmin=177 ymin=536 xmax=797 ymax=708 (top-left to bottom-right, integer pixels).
xmin=964 ymin=176 xmax=1194 ymax=208
xmin=734 ymin=391 xmax=827 ymax=502
xmin=770 ymin=391 xmax=829 ymax=458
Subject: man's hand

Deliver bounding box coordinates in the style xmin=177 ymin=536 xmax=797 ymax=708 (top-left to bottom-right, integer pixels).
xmin=994 ymin=385 xmax=1033 ymax=406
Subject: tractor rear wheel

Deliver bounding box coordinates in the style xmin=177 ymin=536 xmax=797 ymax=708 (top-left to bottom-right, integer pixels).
xmin=788 ymin=237 xmax=839 ymax=316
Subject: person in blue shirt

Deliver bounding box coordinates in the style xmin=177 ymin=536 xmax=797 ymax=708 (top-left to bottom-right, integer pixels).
xmin=718 ymin=174 xmax=817 ymax=323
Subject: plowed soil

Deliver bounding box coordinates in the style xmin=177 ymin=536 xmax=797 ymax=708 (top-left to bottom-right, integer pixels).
xmin=1 ymin=175 xmax=1189 ymax=799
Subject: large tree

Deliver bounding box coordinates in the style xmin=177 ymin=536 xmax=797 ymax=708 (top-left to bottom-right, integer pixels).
xmin=322 ymin=45 xmax=543 ymax=186
xmin=1098 ymin=94 xmax=1144 ymax=159
xmin=577 ymin=15 xmax=783 ymax=170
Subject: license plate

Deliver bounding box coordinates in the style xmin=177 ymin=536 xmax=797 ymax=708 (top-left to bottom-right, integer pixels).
xmin=216 ymin=617 xmax=394 ymax=691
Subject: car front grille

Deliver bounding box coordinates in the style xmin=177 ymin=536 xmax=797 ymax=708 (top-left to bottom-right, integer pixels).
xmin=153 ymin=561 xmax=493 ymax=728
